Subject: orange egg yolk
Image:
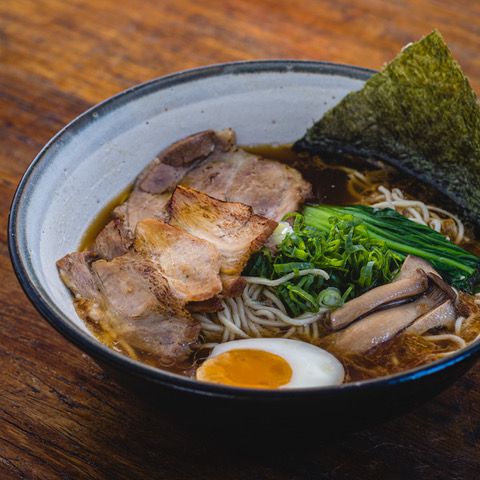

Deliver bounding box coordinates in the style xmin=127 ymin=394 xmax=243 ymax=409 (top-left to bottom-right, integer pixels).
xmin=196 ymin=349 xmax=293 ymax=389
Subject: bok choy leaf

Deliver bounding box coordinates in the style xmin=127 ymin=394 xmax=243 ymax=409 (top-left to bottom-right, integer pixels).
xmin=303 ymin=205 xmax=480 ymax=292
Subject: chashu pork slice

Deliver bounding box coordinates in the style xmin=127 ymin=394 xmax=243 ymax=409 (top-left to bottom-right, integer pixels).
xmin=93 ymin=130 xmax=234 ymax=259
xmin=327 ymin=272 xmax=457 ymax=355
xmin=168 ymin=186 xmax=277 ymax=295
xmin=94 ymin=191 xmax=171 ymax=260
xmin=136 ymin=129 xmax=235 ymax=194
xmin=92 ymin=129 xmax=310 ymax=260
xmin=92 ymin=254 xmax=199 ymax=364
xmin=57 ymin=251 xmax=200 ymax=366
xmin=57 ymin=251 xmax=100 ymax=300
xmin=134 ymin=218 xmax=222 ymax=303
xmin=94 ymin=218 xmax=132 ymax=261
xmin=113 ymin=190 xmax=171 ymax=235
xmin=181 ymin=147 xmax=312 ymax=221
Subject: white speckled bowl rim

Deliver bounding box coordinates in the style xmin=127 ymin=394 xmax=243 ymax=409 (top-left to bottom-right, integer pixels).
xmin=9 ymin=60 xmax=480 ymax=399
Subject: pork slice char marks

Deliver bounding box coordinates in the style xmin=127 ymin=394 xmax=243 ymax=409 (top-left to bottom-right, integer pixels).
xmin=134 ymin=218 xmax=222 ymax=302
xmin=136 ymin=129 xmax=235 ymax=194
xmin=56 ymin=251 xmax=200 ymax=365
xmin=92 ymin=254 xmax=199 ymax=363
xmin=92 ymin=130 xmax=233 ymax=259
xmin=168 ymin=186 xmax=277 ymax=295
xmin=57 ymin=251 xmax=99 ymax=299
xmin=181 ymin=147 xmax=312 ymax=221
xmin=92 ymin=129 xmax=311 ymax=260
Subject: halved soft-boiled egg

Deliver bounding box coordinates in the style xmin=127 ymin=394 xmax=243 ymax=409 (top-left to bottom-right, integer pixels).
xmin=196 ymin=338 xmax=344 ymax=389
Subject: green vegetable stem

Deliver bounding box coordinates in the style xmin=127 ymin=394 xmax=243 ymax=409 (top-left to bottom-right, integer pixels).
xmin=304 ymin=205 xmax=480 ymax=292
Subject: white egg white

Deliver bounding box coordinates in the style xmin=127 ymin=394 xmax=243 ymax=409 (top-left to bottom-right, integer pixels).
xmin=208 ymin=338 xmax=345 ymax=388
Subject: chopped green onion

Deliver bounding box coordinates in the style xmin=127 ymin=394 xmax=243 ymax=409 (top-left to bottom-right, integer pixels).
xmin=304 ymin=205 xmax=480 ymax=292
xmin=243 ymin=209 xmax=403 ymax=315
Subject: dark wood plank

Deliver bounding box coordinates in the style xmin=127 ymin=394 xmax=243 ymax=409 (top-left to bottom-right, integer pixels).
xmin=1 ymin=0 xmax=479 ymax=478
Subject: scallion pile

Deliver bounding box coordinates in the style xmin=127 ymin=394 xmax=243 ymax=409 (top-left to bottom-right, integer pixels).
xmin=244 ymin=211 xmax=403 ymax=316
xmin=304 ymin=205 xmax=480 ymax=292
xmin=244 ymin=205 xmax=480 ymax=317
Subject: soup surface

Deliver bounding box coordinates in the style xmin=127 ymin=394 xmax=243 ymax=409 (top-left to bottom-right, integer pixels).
xmin=57 ymin=130 xmax=480 ymax=386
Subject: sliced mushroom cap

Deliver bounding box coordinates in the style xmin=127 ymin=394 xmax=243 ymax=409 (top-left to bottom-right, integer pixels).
xmin=327 ymin=269 xmax=429 ymax=331
xmin=425 ymin=271 xmax=457 ymax=301
xmin=405 ymin=300 xmax=457 ymax=335
xmin=328 ymin=275 xmax=452 ymax=354
xmin=397 ymin=255 xmax=439 ymax=280
xmin=402 ymin=272 xmax=459 ymax=336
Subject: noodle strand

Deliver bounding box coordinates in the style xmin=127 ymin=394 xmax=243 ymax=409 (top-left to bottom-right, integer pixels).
xmin=194 ymin=271 xmax=330 ymax=342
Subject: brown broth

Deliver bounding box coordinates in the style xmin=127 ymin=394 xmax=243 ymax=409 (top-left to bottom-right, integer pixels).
xmin=340 ymin=334 xmax=454 ymax=382
xmin=77 ymin=144 xmax=480 ymax=382
xmin=243 ymin=144 xmax=359 ymax=204
xmin=78 ymin=184 xmax=133 ymax=251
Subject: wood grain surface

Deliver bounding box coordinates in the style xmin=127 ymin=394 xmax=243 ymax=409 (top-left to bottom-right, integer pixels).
xmin=1 ymin=0 xmax=480 ymax=478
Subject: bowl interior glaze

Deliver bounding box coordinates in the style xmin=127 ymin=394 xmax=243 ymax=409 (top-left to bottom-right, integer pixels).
xmin=12 ymin=61 xmax=479 ymax=405
xmin=15 ymin=62 xmax=369 ymax=334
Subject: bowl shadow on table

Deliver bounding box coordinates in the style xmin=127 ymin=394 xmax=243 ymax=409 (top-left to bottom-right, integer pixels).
xmin=103 ymin=357 xmax=473 ymax=446
xmin=82 ymin=365 xmax=480 ymax=479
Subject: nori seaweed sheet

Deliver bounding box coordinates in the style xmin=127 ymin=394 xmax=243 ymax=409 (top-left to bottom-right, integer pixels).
xmin=294 ymin=30 xmax=480 ymax=226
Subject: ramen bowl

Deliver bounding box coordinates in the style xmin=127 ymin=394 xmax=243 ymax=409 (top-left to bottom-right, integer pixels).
xmin=9 ymin=61 xmax=480 ymax=432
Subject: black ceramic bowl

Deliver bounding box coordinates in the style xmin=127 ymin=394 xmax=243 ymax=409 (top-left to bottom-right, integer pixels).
xmin=9 ymin=61 xmax=480 ymax=433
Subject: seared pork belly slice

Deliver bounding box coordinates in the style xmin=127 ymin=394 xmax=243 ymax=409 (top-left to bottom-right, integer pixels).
xmin=181 ymin=147 xmax=312 ymax=221
xmin=90 ymin=130 xmax=233 ymax=260
xmin=134 ymin=218 xmax=222 ymax=302
xmin=329 ymin=272 xmax=456 ymax=354
xmin=92 ymin=254 xmax=164 ymax=319
xmin=187 ymin=296 xmax=224 ymax=313
xmin=405 ymin=300 xmax=457 ymax=335
xmin=94 ymin=219 xmax=132 ymax=261
xmin=114 ymin=190 xmax=171 ymax=230
xmin=169 ymin=186 xmax=277 ymax=295
xmin=92 ymin=129 xmax=310 ymax=260
xmin=57 ymin=251 xmax=200 ymax=365
xmin=92 ymin=254 xmax=199 ymax=363
xmin=57 ymin=251 xmax=100 ymax=300
xmin=136 ymin=129 xmax=235 ymax=194
xmin=93 ymin=191 xmax=171 ymax=260
xmin=328 ymin=270 xmax=429 ymax=331
xmin=134 ymin=127 xmax=310 ymax=221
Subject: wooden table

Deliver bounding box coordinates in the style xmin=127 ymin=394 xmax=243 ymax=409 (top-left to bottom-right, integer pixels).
xmin=1 ymin=1 xmax=479 ymax=478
